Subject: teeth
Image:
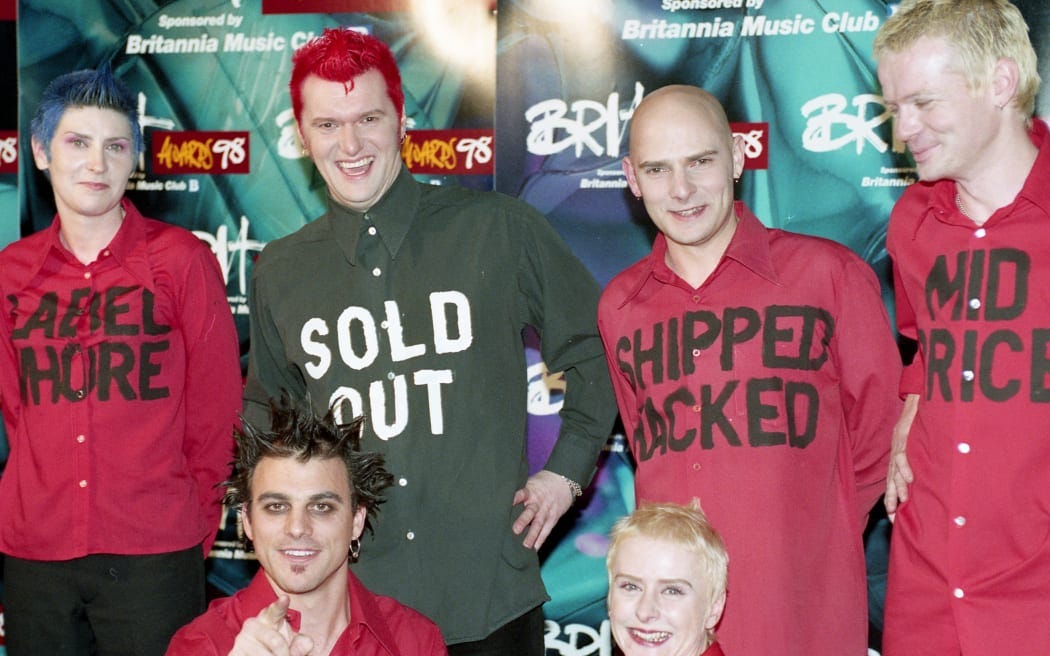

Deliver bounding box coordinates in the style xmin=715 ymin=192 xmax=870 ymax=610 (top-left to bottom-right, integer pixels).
xmin=632 ymin=629 xmax=670 ymax=643
xmin=285 ymin=550 xmax=314 ymax=557
xmin=337 ymin=157 xmax=372 ymax=171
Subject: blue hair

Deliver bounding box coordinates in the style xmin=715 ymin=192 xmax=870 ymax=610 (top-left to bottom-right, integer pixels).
xmin=30 ymin=62 xmax=142 ymax=158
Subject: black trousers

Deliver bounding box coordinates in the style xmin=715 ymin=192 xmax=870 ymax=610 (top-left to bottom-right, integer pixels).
xmin=447 ymin=606 xmax=546 ymax=656
xmin=3 ymin=546 xmax=205 ymax=656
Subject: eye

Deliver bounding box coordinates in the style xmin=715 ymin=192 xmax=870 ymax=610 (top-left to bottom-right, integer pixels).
xmin=617 ymin=581 xmax=640 ymax=592
xmin=263 ymin=502 xmax=288 ymax=513
xmin=107 ymin=142 xmax=127 ymax=153
xmin=311 ymin=502 xmax=334 ymax=514
xmin=663 ymin=585 xmax=685 ymax=596
xmin=643 ymin=166 xmax=666 ymax=175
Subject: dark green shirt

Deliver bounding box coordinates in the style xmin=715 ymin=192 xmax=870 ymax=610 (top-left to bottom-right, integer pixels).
xmin=244 ymin=166 xmax=616 ymax=643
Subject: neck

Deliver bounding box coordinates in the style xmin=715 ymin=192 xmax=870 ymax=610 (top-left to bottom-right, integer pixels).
xmin=58 ymin=203 xmax=125 ymax=265
xmin=285 ymin=576 xmax=352 ymax=655
xmin=955 ymin=123 xmax=1039 ymax=226
xmin=664 ymin=218 xmax=738 ymax=289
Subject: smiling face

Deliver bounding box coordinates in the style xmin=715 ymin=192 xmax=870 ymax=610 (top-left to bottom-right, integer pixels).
xmin=608 ymin=535 xmax=724 ymax=656
xmin=243 ymin=456 xmax=366 ymax=604
xmin=878 ymin=36 xmax=1000 ymax=183
xmin=296 ymin=69 xmax=406 ymax=213
xmin=32 ymin=106 xmax=135 ymax=224
xmin=624 ymin=87 xmax=744 ymax=264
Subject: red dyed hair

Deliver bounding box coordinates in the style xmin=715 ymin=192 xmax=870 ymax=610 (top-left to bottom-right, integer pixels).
xmin=289 ymin=28 xmax=405 ymax=124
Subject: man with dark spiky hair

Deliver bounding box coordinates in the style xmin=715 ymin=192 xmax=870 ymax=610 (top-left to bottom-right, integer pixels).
xmin=166 ymin=399 xmax=447 ymax=656
xmin=0 ymin=63 xmax=241 ymax=655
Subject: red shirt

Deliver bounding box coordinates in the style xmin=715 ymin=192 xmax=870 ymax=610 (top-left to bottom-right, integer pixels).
xmin=883 ymin=120 xmax=1050 ymax=655
xmin=598 ymin=203 xmax=899 ymax=656
xmin=0 ymin=199 xmax=241 ymax=559
xmin=165 ymin=569 xmax=448 ymax=655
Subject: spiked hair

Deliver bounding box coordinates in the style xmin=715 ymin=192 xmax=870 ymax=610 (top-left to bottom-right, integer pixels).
xmin=289 ymin=27 xmax=404 ymax=125
xmin=226 ymin=397 xmax=393 ymax=536
xmin=30 ymin=62 xmax=143 ymax=158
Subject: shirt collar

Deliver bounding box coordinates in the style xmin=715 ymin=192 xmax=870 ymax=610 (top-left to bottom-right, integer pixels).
xmin=616 ymin=201 xmax=778 ymax=308
xmin=240 ymin=569 xmax=399 ymax=655
xmin=106 ymin=198 xmax=156 ymax=290
xmin=12 ymin=197 xmax=155 ymax=293
xmin=326 ymin=165 xmax=420 ymax=265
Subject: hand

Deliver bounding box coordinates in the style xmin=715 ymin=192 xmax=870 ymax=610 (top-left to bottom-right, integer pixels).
xmin=512 ymin=470 xmax=576 ymax=550
xmin=229 ymin=596 xmax=314 ymax=656
xmin=885 ymin=394 xmax=918 ymax=523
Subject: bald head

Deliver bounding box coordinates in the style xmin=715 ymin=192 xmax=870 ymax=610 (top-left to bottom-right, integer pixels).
xmin=621 ymin=84 xmax=744 ymax=280
xmin=629 ymin=85 xmax=734 ymax=157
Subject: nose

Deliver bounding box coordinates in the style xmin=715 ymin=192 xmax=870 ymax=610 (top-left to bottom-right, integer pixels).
xmin=284 ymin=508 xmax=311 ymax=538
xmin=893 ymin=106 xmax=919 ymax=145
xmin=636 ymin=589 xmax=660 ymax=622
xmin=670 ymin=166 xmax=696 ymax=201
xmin=338 ymin=125 xmax=362 ymax=154
xmin=86 ymin=145 xmax=107 ymax=172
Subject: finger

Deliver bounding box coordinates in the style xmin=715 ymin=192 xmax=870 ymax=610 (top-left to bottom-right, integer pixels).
xmin=290 ymin=634 xmax=315 ymax=656
xmin=897 ymin=457 xmax=914 ymax=484
xmin=512 ymin=487 xmax=528 ymax=506
xmin=525 ymin=513 xmax=556 ymax=551
xmin=512 ymin=504 xmax=537 ymax=536
xmin=259 ymin=596 xmax=292 ymax=628
xmin=884 ymin=481 xmax=899 ymax=515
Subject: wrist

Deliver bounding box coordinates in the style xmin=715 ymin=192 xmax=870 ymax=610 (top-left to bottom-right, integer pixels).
xmin=554 ymin=473 xmax=583 ymax=497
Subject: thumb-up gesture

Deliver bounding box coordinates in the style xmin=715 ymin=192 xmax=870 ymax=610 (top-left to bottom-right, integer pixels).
xmin=229 ymin=596 xmax=315 ymax=656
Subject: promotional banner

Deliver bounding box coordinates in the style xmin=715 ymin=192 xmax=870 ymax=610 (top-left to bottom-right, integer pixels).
xmin=8 ymin=1 xmax=1050 ymax=655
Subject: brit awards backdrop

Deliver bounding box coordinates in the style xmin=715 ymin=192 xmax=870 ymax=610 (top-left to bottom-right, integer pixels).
xmin=7 ymin=1 xmax=1050 ymax=655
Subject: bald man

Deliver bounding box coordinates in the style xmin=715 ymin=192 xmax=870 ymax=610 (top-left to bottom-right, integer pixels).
xmin=597 ymin=85 xmax=901 ymax=656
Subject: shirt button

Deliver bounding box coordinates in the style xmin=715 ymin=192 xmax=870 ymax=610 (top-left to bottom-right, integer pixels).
xmin=957 ymin=442 xmax=971 ymax=454
xmin=962 ymin=370 xmax=975 ymax=381
xmin=968 ymin=298 xmax=981 ymax=309
xmin=953 ymin=516 xmax=966 ymax=527
xmin=380 ymin=321 xmax=389 ymax=329
xmin=692 ymin=405 xmax=701 ymax=413
xmin=387 ymin=372 xmax=395 ymax=380
xmin=79 ymin=480 xmax=88 ymax=488
xmin=398 ymin=477 xmax=408 ymax=487
xmin=102 ymin=249 xmax=111 ymax=257
xmin=371 ymin=267 xmax=381 ymax=277
xmin=692 ymin=295 xmax=700 ymax=303
xmin=692 ymin=348 xmax=701 ymax=357
xmin=974 ymin=228 xmax=987 ymax=238
xmin=75 ymin=389 xmax=86 ymax=400
xmin=76 ymin=434 xmax=86 ymax=444
xmin=367 ymin=226 xmax=377 ymax=236
xmin=953 ymin=588 xmax=965 ymax=599
xmin=692 ymin=463 xmax=701 ymax=471
xmin=406 ymin=531 xmax=415 ymax=540
xmin=83 ymin=272 xmax=92 ymax=280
